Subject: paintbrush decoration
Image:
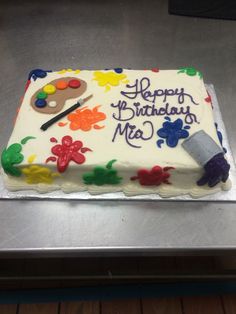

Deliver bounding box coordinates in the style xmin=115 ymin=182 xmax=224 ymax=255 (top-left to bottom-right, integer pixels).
xmin=40 ymin=94 xmax=93 ymax=131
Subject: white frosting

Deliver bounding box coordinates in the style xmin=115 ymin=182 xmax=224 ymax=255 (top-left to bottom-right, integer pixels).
xmin=2 ymin=69 xmax=231 ymax=197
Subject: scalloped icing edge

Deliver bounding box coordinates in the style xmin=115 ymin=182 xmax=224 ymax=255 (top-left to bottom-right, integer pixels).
xmin=2 ymin=170 xmax=232 ymax=199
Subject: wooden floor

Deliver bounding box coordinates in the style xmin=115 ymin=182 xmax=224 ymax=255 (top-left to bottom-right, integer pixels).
xmin=1 ymin=296 xmax=236 ymax=314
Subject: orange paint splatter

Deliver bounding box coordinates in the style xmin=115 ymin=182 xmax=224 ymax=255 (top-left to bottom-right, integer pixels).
xmin=67 ymin=105 xmax=106 ymax=131
xmin=58 ymin=122 xmax=68 ymax=127
xmin=94 ymin=124 xmax=105 ymax=130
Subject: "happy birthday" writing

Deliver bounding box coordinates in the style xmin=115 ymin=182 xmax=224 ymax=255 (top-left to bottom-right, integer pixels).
xmin=121 ymin=77 xmax=199 ymax=105
xmin=111 ymin=77 xmax=199 ymax=148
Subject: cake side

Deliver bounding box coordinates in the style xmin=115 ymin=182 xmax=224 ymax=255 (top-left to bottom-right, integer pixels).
xmin=1 ymin=68 xmax=231 ymax=197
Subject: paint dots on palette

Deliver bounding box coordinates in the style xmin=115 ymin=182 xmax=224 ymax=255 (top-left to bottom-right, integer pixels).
xmin=56 ymin=81 xmax=68 ymax=90
xmin=36 ymin=91 xmax=47 ymax=100
xmin=68 ymin=79 xmax=81 ymax=89
xmin=43 ymin=84 xmax=56 ymax=95
xmin=35 ymin=99 xmax=47 ymax=108
xmin=34 ymin=79 xmax=81 ymax=108
xmin=48 ymin=101 xmax=57 ymax=108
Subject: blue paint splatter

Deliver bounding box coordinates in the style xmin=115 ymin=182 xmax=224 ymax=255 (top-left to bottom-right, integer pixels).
xmin=157 ymin=118 xmax=189 ymax=148
xmin=114 ymin=68 xmax=123 ymax=73
xmin=156 ymin=139 xmax=164 ymax=148
xmin=215 ymin=123 xmax=227 ymax=153
xmin=28 ymin=69 xmax=52 ymax=81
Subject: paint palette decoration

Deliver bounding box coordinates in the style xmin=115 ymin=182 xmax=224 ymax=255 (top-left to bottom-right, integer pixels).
xmin=0 ymin=68 xmax=231 ymax=198
xmin=31 ymin=77 xmax=87 ymax=114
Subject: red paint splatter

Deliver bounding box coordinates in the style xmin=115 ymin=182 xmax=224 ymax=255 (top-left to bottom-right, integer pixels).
xmin=14 ymin=106 xmax=21 ymax=125
xmin=45 ymin=156 xmax=57 ymax=163
xmin=24 ymin=80 xmax=31 ymax=92
xmin=205 ymin=94 xmax=212 ymax=103
xmin=50 ymin=137 xmax=58 ymax=143
xmin=205 ymin=92 xmax=213 ymax=108
xmin=81 ymin=147 xmax=92 ymax=153
xmin=131 ymin=165 xmax=174 ymax=186
xmin=50 ymin=135 xmax=91 ymax=173
xmin=151 ymin=68 xmax=159 ymax=73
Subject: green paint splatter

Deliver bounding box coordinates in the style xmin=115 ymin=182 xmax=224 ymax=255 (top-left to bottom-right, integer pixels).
xmin=83 ymin=159 xmax=122 ymax=186
xmin=1 ymin=143 xmax=24 ymax=176
xmin=177 ymin=67 xmax=202 ymax=79
xmin=1 ymin=136 xmax=35 ymax=176
xmin=21 ymin=136 xmax=36 ymax=145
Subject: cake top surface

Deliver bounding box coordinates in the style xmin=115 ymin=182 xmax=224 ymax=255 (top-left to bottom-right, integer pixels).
xmin=7 ymin=68 xmax=219 ymax=170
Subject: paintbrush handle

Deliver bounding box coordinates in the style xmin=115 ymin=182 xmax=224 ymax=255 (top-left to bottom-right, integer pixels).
xmin=40 ymin=99 xmax=84 ymax=131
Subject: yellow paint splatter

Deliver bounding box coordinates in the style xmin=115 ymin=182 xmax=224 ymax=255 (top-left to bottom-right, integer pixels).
xmin=57 ymin=69 xmax=81 ymax=74
xmin=27 ymin=154 xmax=36 ymax=164
xmin=93 ymin=71 xmax=129 ymax=92
xmin=57 ymin=69 xmax=67 ymax=74
xmin=22 ymin=165 xmax=59 ymax=184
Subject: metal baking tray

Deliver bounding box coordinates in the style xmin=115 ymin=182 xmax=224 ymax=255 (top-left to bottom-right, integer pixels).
xmin=0 ymin=84 xmax=235 ymax=201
